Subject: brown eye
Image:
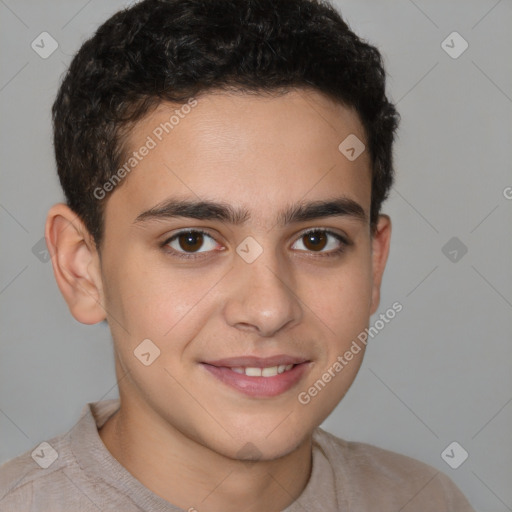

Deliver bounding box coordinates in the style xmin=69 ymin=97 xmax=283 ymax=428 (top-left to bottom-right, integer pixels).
xmin=302 ymin=231 xmax=328 ymax=252
xmin=291 ymin=229 xmax=348 ymax=257
xmin=177 ymin=231 xmax=204 ymax=252
xmin=165 ymin=230 xmax=218 ymax=256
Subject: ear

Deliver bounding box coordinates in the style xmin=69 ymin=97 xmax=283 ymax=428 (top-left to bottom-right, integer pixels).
xmin=45 ymin=203 xmax=106 ymax=324
xmin=369 ymin=214 xmax=392 ymax=315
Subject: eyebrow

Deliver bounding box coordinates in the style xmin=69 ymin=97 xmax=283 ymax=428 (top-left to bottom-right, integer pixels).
xmin=134 ymin=196 xmax=367 ymax=227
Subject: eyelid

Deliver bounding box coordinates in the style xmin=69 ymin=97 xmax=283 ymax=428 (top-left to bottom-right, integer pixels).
xmin=289 ymin=227 xmax=351 ymax=258
xmin=161 ymin=226 xmax=351 ymax=259
xmin=161 ymin=228 xmax=220 ymax=254
xmin=294 ymin=226 xmax=351 ymax=246
xmin=161 ymin=226 xmax=218 ymax=242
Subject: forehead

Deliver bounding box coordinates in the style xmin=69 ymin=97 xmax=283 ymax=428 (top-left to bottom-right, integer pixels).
xmin=106 ymin=89 xmax=371 ymax=227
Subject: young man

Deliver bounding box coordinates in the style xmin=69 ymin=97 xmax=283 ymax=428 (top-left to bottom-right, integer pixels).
xmin=0 ymin=0 xmax=476 ymax=510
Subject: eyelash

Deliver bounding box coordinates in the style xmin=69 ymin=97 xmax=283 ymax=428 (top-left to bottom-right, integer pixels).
xmin=161 ymin=228 xmax=350 ymax=260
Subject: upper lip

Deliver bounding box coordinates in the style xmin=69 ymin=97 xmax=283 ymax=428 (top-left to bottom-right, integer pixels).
xmin=202 ymin=355 xmax=309 ymax=368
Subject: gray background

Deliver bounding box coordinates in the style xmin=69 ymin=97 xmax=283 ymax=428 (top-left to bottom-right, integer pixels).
xmin=1 ymin=0 xmax=511 ymax=510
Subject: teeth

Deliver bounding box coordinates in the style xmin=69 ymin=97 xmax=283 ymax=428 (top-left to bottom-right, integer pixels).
xmin=230 ymin=364 xmax=294 ymax=377
xmin=262 ymin=366 xmax=278 ymax=377
xmin=246 ymin=367 xmax=262 ymax=377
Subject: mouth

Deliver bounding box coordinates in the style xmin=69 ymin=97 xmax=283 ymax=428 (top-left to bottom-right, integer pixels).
xmin=200 ymin=355 xmax=312 ymax=398
xmin=226 ymin=363 xmax=296 ymax=377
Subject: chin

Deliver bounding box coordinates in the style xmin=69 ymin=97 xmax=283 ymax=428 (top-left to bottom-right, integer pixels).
xmin=225 ymin=423 xmax=311 ymax=462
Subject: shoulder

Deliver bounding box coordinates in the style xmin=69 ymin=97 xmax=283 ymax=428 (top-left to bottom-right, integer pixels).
xmin=313 ymin=426 xmax=437 ymax=480
xmin=0 ymin=432 xmax=73 ymax=510
xmin=0 ymin=400 xmax=122 ymax=512
xmin=312 ymin=427 xmax=476 ymax=511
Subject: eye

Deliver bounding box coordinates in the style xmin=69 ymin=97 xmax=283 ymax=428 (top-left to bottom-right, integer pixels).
xmin=162 ymin=228 xmax=349 ymax=260
xmin=291 ymin=228 xmax=348 ymax=257
xmin=163 ymin=229 xmax=220 ymax=259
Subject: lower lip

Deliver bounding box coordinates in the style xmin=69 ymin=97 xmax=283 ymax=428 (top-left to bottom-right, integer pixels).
xmin=201 ymin=362 xmax=311 ymax=398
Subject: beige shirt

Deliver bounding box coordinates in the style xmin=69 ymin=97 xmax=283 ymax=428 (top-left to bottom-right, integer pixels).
xmin=0 ymin=399 xmax=475 ymax=511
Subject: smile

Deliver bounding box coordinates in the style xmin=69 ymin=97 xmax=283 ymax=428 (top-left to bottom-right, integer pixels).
xmin=229 ymin=364 xmax=294 ymax=377
xmin=200 ymin=357 xmax=312 ymax=398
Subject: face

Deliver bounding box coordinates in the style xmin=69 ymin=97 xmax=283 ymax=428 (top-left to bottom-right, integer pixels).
xmin=72 ymin=90 xmax=390 ymax=460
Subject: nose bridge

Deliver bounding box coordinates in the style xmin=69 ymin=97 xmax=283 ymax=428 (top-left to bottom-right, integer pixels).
xmin=222 ymin=241 xmax=303 ymax=337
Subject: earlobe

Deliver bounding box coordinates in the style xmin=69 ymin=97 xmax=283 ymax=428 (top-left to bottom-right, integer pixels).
xmin=45 ymin=203 xmax=106 ymax=324
xmin=369 ymin=215 xmax=392 ymax=315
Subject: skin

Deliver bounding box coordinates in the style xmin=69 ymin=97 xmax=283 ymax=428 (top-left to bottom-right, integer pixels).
xmin=45 ymin=89 xmax=391 ymax=512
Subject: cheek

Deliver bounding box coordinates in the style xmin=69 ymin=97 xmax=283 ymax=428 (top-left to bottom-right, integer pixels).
xmin=102 ymin=254 xmax=223 ymax=358
xmin=296 ymin=265 xmax=372 ymax=424
xmin=312 ymin=256 xmax=373 ymax=336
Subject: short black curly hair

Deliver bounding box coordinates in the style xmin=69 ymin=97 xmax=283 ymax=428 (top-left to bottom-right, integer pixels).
xmin=52 ymin=0 xmax=399 ymax=247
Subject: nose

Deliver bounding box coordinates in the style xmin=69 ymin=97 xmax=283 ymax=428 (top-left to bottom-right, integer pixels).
xmin=222 ymin=249 xmax=303 ymax=337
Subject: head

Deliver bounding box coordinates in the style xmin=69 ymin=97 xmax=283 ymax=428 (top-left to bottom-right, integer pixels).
xmin=46 ymin=0 xmax=399 ymax=460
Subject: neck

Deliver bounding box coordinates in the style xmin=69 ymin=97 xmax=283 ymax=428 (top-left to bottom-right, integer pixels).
xmin=99 ymin=393 xmax=313 ymax=512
